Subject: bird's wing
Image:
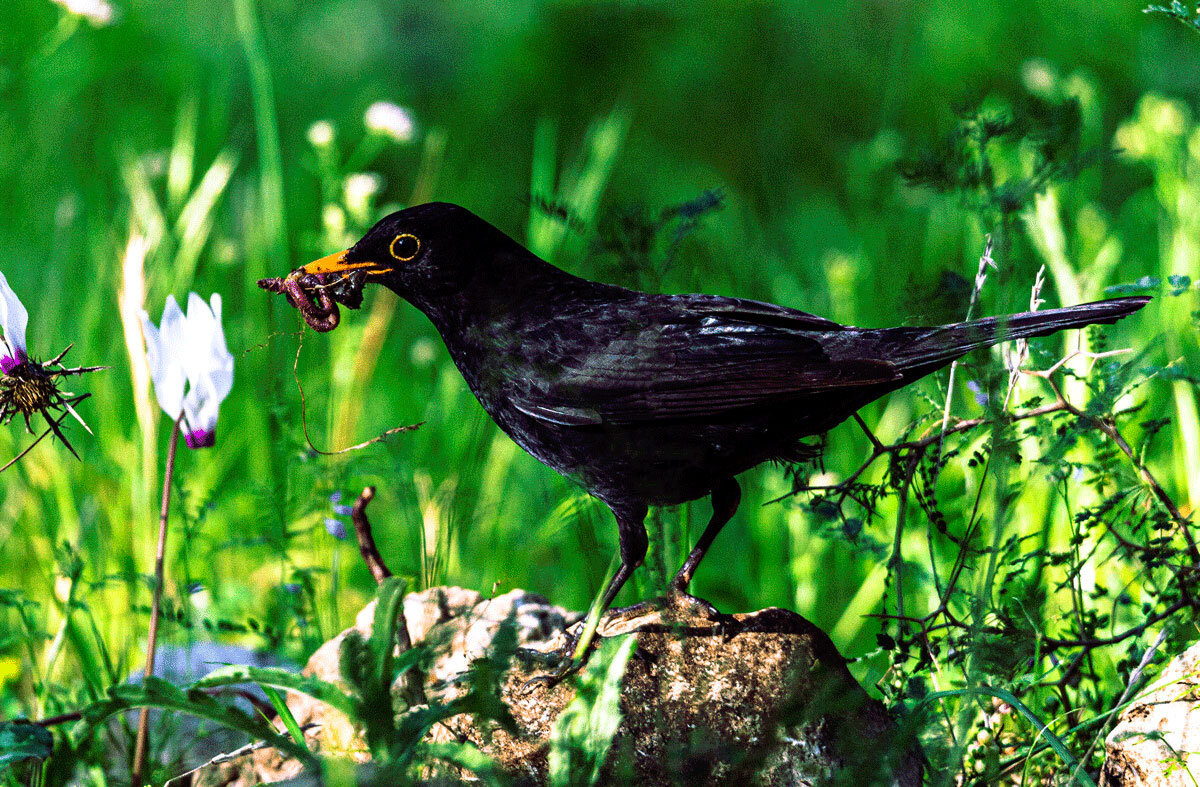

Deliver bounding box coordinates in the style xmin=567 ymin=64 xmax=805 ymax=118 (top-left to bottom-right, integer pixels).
xmin=511 ymin=294 xmax=901 ymax=426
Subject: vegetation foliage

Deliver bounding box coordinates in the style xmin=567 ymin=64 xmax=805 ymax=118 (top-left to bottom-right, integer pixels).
xmin=1 ymin=0 xmax=1199 ymax=784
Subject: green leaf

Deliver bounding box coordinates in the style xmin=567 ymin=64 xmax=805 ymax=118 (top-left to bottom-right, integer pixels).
xmin=192 ymin=663 xmax=359 ymax=719
xmin=548 ymin=635 xmax=637 ymax=787
xmin=360 ymin=576 xmax=411 ymax=756
xmin=338 ymin=630 xmax=371 ymax=696
xmin=421 ymin=741 xmax=510 ymax=787
xmin=0 ymin=720 xmax=53 ymax=767
xmin=79 ymin=676 xmax=317 ymax=768
xmin=370 ymin=576 xmax=410 ymax=698
xmin=389 ymin=651 xmax=519 ymax=765
xmin=262 ymin=685 xmax=310 ymax=754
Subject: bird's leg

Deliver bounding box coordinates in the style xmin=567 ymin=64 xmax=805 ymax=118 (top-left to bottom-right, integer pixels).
xmin=520 ymin=503 xmax=647 ymax=691
xmin=588 ymin=481 xmax=741 ymax=643
xmin=668 ymin=477 xmax=740 ymax=596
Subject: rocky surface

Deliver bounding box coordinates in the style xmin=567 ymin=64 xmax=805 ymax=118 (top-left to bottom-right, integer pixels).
xmin=196 ymin=587 xmax=919 ymax=786
xmin=1101 ymin=641 xmax=1200 ymax=786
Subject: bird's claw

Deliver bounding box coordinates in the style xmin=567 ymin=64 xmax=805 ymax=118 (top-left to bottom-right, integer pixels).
xmin=515 ymin=591 xmax=731 ymax=695
xmin=518 ymin=656 xmax=585 ymax=694
xmin=514 ymin=645 xmax=566 ymax=667
xmin=516 ymin=626 xmax=591 ymax=694
xmin=664 ymin=585 xmax=722 ymax=618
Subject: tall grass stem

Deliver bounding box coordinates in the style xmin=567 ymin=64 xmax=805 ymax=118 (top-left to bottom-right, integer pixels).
xmin=233 ymin=0 xmax=288 ymax=268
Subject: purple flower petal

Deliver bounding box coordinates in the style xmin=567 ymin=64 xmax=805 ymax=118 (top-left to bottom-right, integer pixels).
xmin=185 ymin=428 xmax=215 ymax=449
xmin=1 ymin=350 xmax=25 ymax=374
xmin=324 ymin=517 xmax=347 ymax=539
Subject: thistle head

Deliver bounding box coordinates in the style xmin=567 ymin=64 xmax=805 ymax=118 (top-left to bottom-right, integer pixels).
xmin=0 ymin=271 xmax=103 ymax=465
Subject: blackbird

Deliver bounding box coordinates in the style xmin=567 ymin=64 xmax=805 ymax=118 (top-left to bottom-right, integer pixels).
xmin=269 ymin=201 xmax=1148 ymax=672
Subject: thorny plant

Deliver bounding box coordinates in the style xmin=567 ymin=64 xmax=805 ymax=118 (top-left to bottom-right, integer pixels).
xmin=789 ymin=86 xmax=1200 ymax=783
xmin=0 ymin=345 xmax=103 ymax=470
xmin=772 ymin=251 xmax=1196 ymax=783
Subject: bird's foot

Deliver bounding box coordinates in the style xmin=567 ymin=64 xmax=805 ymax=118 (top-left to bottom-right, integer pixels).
xmin=518 ymin=654 xmax=587 ymax=694
xmin=663 ymin=584 xmax=723 ymax=618
xmin=516 ymin=626 xmax=589 ymax=693
xmin=515 ymin=591 xmax=729 ymax=694
xmin=513 ymin=644 xmax=567 ymax=667
xmin=598 ymin=590 xmax=728 ymax=637
xmin=658 ymin=586 xmax=736 ymax=642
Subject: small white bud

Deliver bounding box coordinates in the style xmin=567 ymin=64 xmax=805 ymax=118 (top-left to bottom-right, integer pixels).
xmin=55 ymin=576 xmax=73 ymax=604
xmin=343 ymin=172 xmax=383 ymax=220
xmin=364 ymin=101 xmax=415 ymax=143
xmin=307 ymin=120 xmax=335 ymax=149
xmin=410 ymin=337 xmax=437 ymax=368
xmin=52 ymin=0 xmax=115 ymax=26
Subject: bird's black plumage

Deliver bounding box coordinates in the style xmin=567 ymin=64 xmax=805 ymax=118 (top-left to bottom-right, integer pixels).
xmin=291 ymin=201 xmax=1150 ymax=643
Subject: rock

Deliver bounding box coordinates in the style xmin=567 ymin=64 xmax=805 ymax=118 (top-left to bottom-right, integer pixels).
xmin=197 ymin=587 xmax=578 ymax=786
xmin=196 ymin=587 xmax=919 ymax=786
xmin=1101 ymin=641 xmax=1200 ymax=786
xmin=441 ymin=599 xmax=919 ymax=786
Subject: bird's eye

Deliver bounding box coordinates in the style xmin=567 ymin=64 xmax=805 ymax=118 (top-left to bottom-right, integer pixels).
xmin=389 ymin=233 xmax=420 ymax=261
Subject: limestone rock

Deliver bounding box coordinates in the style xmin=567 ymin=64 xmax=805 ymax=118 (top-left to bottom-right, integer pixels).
xmin=196 ymin=587 xmax=919 ymax=786
xmin=439 ymin=600 xmax=918 ymax=785
xmin=1101 ymin=641 xmax=1200 ymax=786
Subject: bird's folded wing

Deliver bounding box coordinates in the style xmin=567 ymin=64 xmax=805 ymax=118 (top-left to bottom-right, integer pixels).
xmin=512 ymin=297 xmax=901 ymax=426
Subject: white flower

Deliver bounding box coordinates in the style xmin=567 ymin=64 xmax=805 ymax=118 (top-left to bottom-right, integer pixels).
xmin=0 ymin=270 xmax=29 ymax=375
xmin=343 ymin=172 xmax=383 ymax=221
xmin=307 ymin=120 xmax=335 ymax=149
xmin=141 ymin=295 xmax=186 ymax=423
xmin=51 ymin=0 xmax=115 ymax=26
xmin=140 ymin=293 xmax=234 ymax=448
xmin=364 ymin=101 xmax=415 ymax=144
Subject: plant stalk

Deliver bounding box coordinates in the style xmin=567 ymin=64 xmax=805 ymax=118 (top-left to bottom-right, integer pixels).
xmin=131 ymin=417 xmax=181 ymax=787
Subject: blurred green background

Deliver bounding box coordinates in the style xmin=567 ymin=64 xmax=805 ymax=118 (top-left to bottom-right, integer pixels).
xmin=1 ymin=0 xmax=1198 ymax=728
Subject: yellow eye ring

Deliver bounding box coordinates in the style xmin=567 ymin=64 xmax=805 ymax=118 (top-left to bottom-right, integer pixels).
xmin=389 ymin=233 xmax=420 ymax=261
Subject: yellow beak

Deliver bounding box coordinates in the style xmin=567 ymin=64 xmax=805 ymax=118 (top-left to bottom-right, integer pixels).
xmin=298 ymin=250 xmax=390 ymax=276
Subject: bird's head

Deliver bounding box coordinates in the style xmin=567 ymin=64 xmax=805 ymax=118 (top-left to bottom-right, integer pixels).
xmin=259 ymin=202 xmax=555 ymax=332
xmin=300 ymin=202 xmax=525 ymax=305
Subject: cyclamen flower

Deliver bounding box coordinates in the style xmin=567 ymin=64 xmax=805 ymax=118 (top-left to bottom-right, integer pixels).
xmin=140 ymin=293 xmax=234 ymax=448
xmin=0 ymin=271 xmax=28 ymax=374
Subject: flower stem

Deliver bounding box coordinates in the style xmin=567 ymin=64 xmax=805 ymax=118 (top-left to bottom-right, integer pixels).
xmin=131 ymin=417 xmax=181 ymax=787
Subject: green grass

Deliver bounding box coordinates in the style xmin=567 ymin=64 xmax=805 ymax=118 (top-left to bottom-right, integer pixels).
xmin=1 ymin=0 xmax=1199 ymax=782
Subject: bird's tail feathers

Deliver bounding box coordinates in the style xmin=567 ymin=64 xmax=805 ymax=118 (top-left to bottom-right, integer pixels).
xmin=894 ymin=296 xmax=1150 ymax=375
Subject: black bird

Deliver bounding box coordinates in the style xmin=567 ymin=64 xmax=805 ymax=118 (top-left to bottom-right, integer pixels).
xmin=284 ymin=202 xmax=1148 ymax=671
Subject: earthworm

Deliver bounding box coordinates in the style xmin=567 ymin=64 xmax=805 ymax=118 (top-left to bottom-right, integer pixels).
xmin=257 ymin=274 xmax=340 ymax=332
